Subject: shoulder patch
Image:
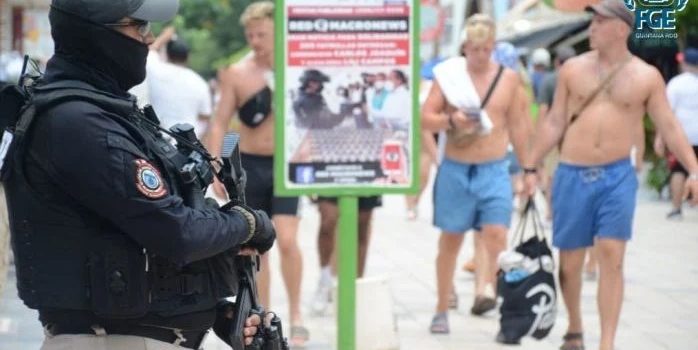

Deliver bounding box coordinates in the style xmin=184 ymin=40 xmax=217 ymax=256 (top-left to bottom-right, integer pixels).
xmin=134 ymin=159 xmax=167 ymax=199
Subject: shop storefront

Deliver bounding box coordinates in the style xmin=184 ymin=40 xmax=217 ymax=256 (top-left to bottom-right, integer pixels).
xmin=0 ymin=0 xmax=52 ymax=62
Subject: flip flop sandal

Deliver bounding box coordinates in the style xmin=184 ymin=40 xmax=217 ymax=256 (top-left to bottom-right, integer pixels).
xmin=290 ymin=326 xmax=310 ymax=348
xmin=560 ymin=332 xmax=585 ymax=350
xmin=429 ymin=312 xmax=449 ymax=334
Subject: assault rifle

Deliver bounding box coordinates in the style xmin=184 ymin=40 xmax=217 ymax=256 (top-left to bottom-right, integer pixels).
xmin=217 ymin=133 xmax=289 ymax=350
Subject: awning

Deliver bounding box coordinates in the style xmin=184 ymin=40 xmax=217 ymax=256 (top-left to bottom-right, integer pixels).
xmin=500 ymin=18 xmax=590 ymax=49
xmin=496 ymin=0 xmax=591 ymax=49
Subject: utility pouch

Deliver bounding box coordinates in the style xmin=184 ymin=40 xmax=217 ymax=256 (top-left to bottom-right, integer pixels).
xmin=0 ymin=84 xmax=27 ymax=132
xmin=0 ymin=84 xmax=29 ymax=181
xmin=88 ymin=235 xmax=150 ymax=318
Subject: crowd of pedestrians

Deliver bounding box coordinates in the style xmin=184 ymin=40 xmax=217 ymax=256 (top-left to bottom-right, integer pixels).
xmin=1 ymin=1 xmax=697 ymax=350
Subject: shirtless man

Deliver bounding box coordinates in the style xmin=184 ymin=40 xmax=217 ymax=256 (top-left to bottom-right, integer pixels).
xmin=206 ymin=2 xmax=308 ymax=345
xmin=523 ymin=2 xmax=698 ymax=350
xmin=421 ymin=14 xmax=532 ymax=333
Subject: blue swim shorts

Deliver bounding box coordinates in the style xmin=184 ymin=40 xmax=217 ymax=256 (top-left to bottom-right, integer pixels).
xmin=505 ymin=149 xmax=521 ymax=175
xmin=552 ymin=158 xmax=638 ymax=250
xmin=433 ymin=157 xmax=513 ymax=234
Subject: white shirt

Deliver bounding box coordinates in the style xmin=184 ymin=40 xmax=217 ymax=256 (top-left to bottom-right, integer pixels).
xmin=667 ymin=72 xmax=698 ymax=145
xmin=374 ymin=85 xmax=410 ymax=122
xmin=129 ymin=81 xmax=150 ymax=108
xmin=364 ymin=87 xmax=376 ymax=121
xmin=146 ymin=51 xmax=212 ymax=137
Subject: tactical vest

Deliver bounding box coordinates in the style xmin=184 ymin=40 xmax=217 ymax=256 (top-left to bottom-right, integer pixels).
xmin=3 ymin=80 xmax=236 ymax=325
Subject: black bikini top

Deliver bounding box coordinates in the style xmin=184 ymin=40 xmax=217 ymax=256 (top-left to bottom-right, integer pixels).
xmin=239 ymin=86 xmax=272 ymax=128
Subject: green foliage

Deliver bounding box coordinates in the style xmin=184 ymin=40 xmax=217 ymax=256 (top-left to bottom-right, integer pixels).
xmin=677 ymin=0 xmax=698 ymax=46
xmin=643 ymin=115 xmax=665 ymax=194
xmin=154 ymin=0 xmax=257 ymax=78
xmin=632 ymin=4 xmax=695 ymax=195
xmin=646 ymin=158 xmax=669 ymax=196
xmin=643 ymin=115 xmax=656 ymax=161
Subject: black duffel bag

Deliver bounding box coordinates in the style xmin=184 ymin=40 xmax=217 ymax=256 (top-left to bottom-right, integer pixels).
xmin=496 ymin=199 xmax=557 ymax=345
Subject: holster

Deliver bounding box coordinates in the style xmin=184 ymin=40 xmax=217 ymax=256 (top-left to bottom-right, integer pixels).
xmin=87 ymin=234 xmax=149 ymax=319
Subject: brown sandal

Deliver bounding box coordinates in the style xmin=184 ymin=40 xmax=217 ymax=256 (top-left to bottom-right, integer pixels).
xmin=560 ymin=332 xmax=584 ymax=350
xmin=470 ymin=296 xmax=496 ymax=316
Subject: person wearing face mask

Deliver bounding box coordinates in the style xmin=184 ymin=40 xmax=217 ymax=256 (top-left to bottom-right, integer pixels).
xmin=372 ymin=69 xmax=410 ymax=131
xmin=367 ymin=72 xmax=389 ymax=124
xmin=1 ymin=0 xmax=278 ymax=349
xmin=293 ymin=69 xmax=346 ymax=130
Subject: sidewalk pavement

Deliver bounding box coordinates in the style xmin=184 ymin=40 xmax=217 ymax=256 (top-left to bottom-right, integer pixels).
xmin=1 ymin=169 xmax=696 ymax=350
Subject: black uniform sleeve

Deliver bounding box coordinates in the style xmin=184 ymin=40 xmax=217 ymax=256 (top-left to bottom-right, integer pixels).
xmin=39 ymin=102 xmax=251 ymax=265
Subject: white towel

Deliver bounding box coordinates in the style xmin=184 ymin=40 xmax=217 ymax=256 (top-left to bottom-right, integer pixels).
xmin=432 ymin=56 xmax=493 ymax=135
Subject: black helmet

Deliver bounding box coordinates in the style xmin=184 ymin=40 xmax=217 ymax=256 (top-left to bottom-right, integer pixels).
xmin=299 ymin=69 xmax=330 ymax=85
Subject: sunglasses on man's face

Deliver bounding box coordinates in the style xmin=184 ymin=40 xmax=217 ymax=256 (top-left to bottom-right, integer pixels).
xmin=104 ymin=20 xmax=151 ymax=38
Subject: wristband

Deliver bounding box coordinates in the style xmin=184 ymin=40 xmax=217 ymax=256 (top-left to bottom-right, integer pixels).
xmin=232 ymin=206 xmax=256 ymax=243
xmin=689 ymin=173 xmax=698 ymax=182
xmin=523 ymin=167 xmax=538 ymax=174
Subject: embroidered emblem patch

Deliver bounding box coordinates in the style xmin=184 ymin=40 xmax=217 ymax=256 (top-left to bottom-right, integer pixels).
xmin=134 ymin=159 xmax=167 ymax=199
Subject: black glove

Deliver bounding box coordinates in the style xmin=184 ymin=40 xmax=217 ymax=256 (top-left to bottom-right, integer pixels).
xmin=205 ymin=197 xmax=221 ymax=209
xmin=229 ymin=204 xmax=276 ymax=254
xmin=246 ymin=209 xmax=276 ymax=254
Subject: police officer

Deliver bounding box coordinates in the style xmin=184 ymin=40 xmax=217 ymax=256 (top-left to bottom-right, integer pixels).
xmin=292 ymin=69 xmax=344 ymax=129
xmin=3 ymin=0 xmax=275 ymax=349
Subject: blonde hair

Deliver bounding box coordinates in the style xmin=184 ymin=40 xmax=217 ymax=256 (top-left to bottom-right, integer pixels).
xmin=240 ymin=1 xmax=274 ymax=27
xmin=461 ymin=14 xmax=496 ymax=45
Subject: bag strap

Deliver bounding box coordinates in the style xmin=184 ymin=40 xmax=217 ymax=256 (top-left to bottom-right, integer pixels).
xmin=559 ymin=56 xmax=632 ymax=148
xmin=32 ymin=80 xmax=135 ymax=117
xmin=509 ymin=200 xmax=531 ymax=247
xmin=480 ymin=65 xmax=504 ymax=109
xmin=506 ymin=198 xmax=550 ymax=268
xmin=509 ymin=208 xmax=529 ymax=248
xmin=528 ymin=200 xmax=546 ymax=243
xmin=509 ymin=198 xmax=546 ymax=248
xmin=11 ymin=81 xmax=138 ymax=184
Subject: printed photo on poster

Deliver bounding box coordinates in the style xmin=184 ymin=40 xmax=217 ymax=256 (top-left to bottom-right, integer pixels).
xmin=283 ymin=0 xmax=414 ymax=188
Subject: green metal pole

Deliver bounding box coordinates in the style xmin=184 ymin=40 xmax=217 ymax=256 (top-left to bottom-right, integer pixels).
xmin=337 ymin=196 xmax=358 ymax=350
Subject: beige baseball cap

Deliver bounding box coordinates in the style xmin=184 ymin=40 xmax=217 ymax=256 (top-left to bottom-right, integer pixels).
xmin=586 ymin=0 xmax=635 ymax=28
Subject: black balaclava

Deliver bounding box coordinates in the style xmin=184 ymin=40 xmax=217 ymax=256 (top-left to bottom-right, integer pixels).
xmin=49 ymin=6 xmax=148 ymax=91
